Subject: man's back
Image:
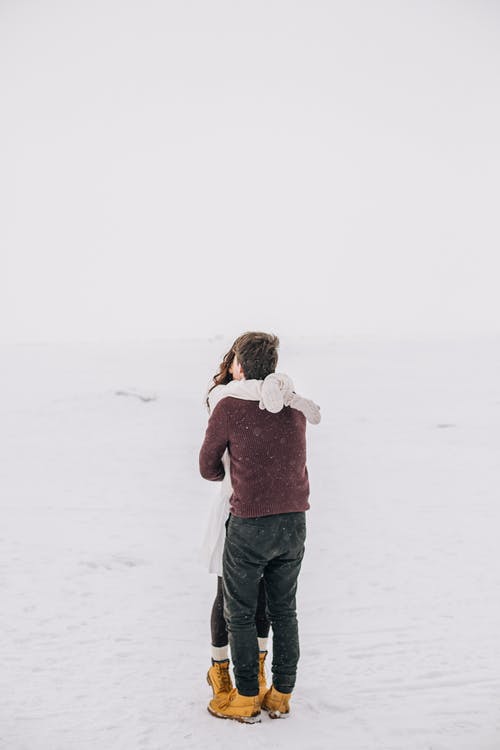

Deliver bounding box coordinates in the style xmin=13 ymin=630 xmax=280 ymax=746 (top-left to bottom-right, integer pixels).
xmin=199 ymin=396 xmax=310 ymax=518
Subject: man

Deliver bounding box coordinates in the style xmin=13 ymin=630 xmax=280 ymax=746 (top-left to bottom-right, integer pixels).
xmin=199 ymin=332 xmax=312 ymax=723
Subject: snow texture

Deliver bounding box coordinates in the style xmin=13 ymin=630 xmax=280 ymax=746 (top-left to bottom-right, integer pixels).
xmin=1 ymin=335 xmax=500 ymax=750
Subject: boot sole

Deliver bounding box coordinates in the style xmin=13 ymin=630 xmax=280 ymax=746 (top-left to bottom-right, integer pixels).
xmin=207 ymin=705 xmax=261 ymax=724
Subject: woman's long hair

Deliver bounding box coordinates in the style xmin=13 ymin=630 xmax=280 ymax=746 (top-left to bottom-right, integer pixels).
xmin=205 ymin=342 xmax=238 ymax=409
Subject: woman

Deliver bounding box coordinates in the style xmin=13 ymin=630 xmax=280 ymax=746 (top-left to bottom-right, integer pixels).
xmin=202 ymin=332 xmax=320 ymax=703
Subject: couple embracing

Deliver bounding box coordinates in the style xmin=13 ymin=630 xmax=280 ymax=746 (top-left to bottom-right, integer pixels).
xmin=199 ymin=331 xmax=320 ymax=723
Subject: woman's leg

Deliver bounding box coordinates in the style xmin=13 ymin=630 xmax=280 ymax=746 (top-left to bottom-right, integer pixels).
xmin=210 ymin=576 xmax=229 ymax=661
xmin=256 ymin=577 xmax=270 ymax=652
xmin=208 ymin=576 xmax=233 ymax=700
xmin=255 ymin=577 xmax=271 ymax=697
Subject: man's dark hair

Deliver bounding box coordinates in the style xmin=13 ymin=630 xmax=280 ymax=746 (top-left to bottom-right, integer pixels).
xmin=234 ymin=331 xmax=279 ymax=380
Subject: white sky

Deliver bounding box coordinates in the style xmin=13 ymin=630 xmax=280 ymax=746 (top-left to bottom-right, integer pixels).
xmin=1 ymin=0 xmax=499 ymax=343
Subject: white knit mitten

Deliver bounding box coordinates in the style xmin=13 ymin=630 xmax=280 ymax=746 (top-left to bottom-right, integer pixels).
xmin=288 ymin=393 xmax=321 ymax=424
xmin=260 ymin=373 xmax=321 ymax=424
xmin=259 ymin=373 xmax=294 ymax=413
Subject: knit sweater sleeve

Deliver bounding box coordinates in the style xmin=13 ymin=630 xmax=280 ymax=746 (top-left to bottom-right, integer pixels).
xmin=199 ymin=401 xmax=228 ymax=481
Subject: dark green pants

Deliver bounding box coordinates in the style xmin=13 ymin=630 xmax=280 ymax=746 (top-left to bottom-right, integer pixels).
xmin=222 ymin=511 xmax=306 ymax=696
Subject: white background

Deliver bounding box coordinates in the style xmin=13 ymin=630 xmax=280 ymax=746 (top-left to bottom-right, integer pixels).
xmin=2 ymin=4 xmax=500 ymax=748
xmin=2 ymin=0 xmax=499 ymax=344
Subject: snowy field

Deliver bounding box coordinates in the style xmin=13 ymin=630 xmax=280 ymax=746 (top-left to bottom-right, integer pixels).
xmin=1 ymin=334 xmax=499 ymax=750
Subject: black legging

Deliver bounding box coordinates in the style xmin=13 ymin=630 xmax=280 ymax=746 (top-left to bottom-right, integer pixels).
xmin=211 ymin=575 xmax=270 ymax=648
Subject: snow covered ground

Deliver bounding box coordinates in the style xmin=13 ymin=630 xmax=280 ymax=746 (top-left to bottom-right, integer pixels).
xmin=1 ymin=334 xmax=499 ymax=750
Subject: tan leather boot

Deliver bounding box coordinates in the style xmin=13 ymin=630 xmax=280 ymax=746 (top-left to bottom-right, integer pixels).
xmin=208 ymin=688 xmax=261 ymax=723
xmin=206 ymin=659 xmax=233 ymax=699
xmin=261 ymin=684 xmax=292 ymax=718
xmin=258 ymin=651 xmax=268 ymax=702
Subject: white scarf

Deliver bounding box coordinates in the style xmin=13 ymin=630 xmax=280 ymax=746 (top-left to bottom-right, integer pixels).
xmin=206 ymin=373 xmax=321 ymax=423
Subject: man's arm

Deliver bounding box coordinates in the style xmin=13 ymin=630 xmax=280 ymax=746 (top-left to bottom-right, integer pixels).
xmin=199 ymin=401 xmax=228 ymax=481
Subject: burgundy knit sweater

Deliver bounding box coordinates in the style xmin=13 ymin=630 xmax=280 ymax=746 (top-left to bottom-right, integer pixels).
xmin=199 ymin=396 xmax=310 ymax=518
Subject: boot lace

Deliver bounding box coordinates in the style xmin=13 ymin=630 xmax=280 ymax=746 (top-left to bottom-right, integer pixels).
xmin=218 ymin=665 xmax=232 ymax=693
